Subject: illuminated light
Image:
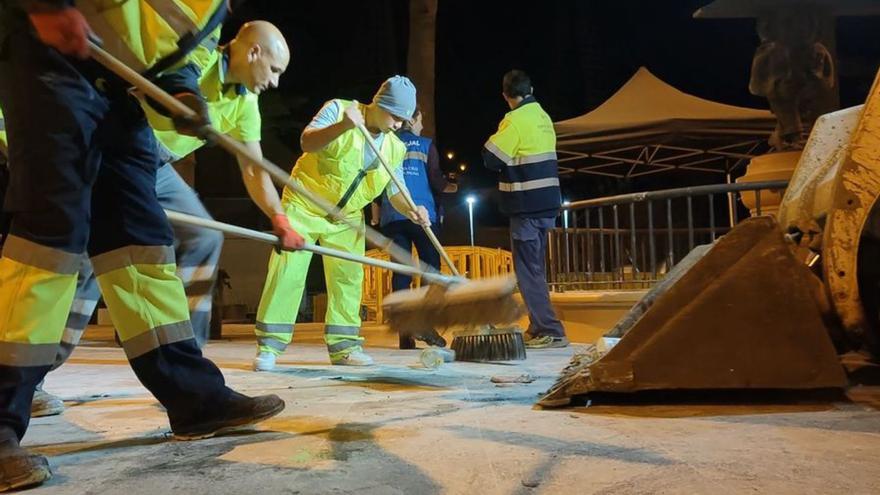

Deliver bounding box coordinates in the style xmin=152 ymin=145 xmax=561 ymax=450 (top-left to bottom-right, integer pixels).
xmin=459 ymin=163 xmax=467 ymax=172
xmin=562 ymin=200 xmax=570 ymax=228
xmin=446 ymin=151 xmax=455 ymax=160
xmin=466 ymin=195 xmax=477 ymax=246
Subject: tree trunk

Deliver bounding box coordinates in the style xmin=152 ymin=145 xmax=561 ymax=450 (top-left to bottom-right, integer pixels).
xmin=407 ymin=0 xmax=438 ymax=138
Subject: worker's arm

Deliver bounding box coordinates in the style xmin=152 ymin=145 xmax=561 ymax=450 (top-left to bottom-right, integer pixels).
xmin=380 ymin=163 xmax=428 ymax=226
xmin=482 ymin=118 xmax=519 ymax=172
xmin=144 ymin=64 xmax=212 ymax=136
xmin=236 ymin=141 xmax=304 ymax=250
xmin=228 ymin=94 xmax=301 ymax=249
xmin=387 ymin=190 xmax=431 ymax=227
xmin=426 ymin=142 xmax=457 ymax=194
xmin=237 ymin=141 xmax=282 ymax=218
xmin=370 ymin=201 xmax=381 ymax=226
xmin=300 ymin=101 xmax=361 ymax=152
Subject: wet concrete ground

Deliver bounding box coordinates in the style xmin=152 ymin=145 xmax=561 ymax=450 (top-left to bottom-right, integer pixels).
xmin=23 ymin=333 xmax=880 ymax=495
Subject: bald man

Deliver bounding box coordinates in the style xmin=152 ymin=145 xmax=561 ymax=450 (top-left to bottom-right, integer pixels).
xmin=29 ymin=21 xmax=302 ymax=417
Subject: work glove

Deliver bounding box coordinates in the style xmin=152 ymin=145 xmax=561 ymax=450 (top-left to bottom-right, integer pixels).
xmin=271 ymin=214 xmax=305 ymax=251
xmin=171 ymin=92 xmax=212 ymax=138
xmin=28 ymin=7 xmax=92 ymax=58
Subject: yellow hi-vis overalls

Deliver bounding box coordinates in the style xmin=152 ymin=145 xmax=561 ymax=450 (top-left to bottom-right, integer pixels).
xmin=255 ymin=100 xmax=406 ymax=360
xmin=0 ymin=0 xmax=230 ymax=440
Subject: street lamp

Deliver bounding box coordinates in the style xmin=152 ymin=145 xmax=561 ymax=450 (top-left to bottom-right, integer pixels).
xmin=466 ymin=195 xmax=477 ymax=247
xmin=562 ymin=200 xmax=571 ymax=229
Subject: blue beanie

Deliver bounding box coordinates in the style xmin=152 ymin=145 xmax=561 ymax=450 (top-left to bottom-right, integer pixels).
xmin=372 ymin=76 xmax=417 ymax=120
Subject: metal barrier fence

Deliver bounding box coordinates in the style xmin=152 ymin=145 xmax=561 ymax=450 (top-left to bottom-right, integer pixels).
xmin=548 ymin=180 xmax=789 ymax=291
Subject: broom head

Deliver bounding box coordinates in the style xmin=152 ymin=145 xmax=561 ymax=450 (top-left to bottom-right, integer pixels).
xmin=382 ymin=275 xmax=524 ymax=335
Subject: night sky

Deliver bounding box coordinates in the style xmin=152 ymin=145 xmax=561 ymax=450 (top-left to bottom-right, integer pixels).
xmin=199 ymin=0 xmax=880 ymax=241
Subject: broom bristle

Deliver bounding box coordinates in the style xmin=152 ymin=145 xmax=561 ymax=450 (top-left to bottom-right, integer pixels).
xmin=451 ymin=327 xmax=526 ymax=362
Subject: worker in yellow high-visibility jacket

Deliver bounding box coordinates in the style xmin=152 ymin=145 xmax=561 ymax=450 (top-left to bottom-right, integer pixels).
xmin=483 ymin=69 xmax=567 ymax=350
xmin=253 ymin=76 xmax=431 ymax=371
xmin=24 ymin=20 xmax=305 ymax=421
xmin=0 ymin=2 xmax=286 ymax=490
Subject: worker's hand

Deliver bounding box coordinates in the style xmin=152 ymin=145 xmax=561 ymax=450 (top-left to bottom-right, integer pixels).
xmin=272 ymin=213 xmax=305 ymax=251
xmin=341 ymin=101 xmax=365 ymax=131
xmin=171 ymin=92 xmax=211 ymax=137
xmin=409 ymin=206 xmax=432 ymax=227
xmin=28 ymin=7 xmax=92 ymax=58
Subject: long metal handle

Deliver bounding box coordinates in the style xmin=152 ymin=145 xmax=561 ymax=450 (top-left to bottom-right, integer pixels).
xmin=355 ymin=122 xmax=461 ymax=277
xmin=87 ymin=40 xmax=443 ymax=279
xmin=164 ymin=210 xmax=458 ymax=286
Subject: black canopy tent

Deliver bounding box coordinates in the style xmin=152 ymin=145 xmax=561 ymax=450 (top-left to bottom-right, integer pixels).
xmin=554 ymin=67 xmax=776 ymax=179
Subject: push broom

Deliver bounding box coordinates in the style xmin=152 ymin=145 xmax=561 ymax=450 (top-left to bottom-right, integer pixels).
xmin=357 ymin=124 xmax=527 ymax=361
xmin=88 ymin=41 xmax=526 ymax=346
xmin=165 ymin=211 xmax=525 ymax=360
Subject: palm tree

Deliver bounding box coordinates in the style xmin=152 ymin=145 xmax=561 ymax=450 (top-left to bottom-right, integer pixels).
xmin=407 ymin=0 xmax=438 ymax=137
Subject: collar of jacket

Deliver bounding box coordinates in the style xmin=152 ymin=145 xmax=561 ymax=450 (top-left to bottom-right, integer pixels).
xmin=220 ymin=46 xmax=248 ymax=97
xmin=514 ymin=95 xmax=537 ymax=110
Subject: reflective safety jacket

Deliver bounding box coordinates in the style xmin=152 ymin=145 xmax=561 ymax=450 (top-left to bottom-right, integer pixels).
xmin=483 ymin=96 xmax=561 ymax=218
xmin=77 ymin=0 xmax=226 ymax=77
xmin=146 ymin=49 xmax=261 ymax=161
xmin=379 ymin=130 xmax=436 ymax=226
xmin=284 ymin=100 xmax=407 ymax=218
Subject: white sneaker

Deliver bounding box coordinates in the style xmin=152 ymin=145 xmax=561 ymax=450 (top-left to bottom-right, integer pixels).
xmin=252 ymin=351 xmax=277 ymax=371
xmin=331 ymin=350 xmax=374 ymax=366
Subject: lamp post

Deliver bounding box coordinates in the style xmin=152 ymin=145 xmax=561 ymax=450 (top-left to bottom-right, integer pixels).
xmin=562 ymin=200 xmax=570 ymax=229
xmin=466 ymin=195 xmax=476 ymax=247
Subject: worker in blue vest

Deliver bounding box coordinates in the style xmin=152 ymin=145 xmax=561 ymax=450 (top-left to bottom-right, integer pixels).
xmin=378 ymin=107 xmax=456 ymax=349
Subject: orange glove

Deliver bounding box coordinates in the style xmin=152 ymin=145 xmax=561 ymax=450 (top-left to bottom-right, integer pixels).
xmin=28 ymin=7 xmax=91 ymax=59
xmin=271 ymin=214 xmax=305 ymax=251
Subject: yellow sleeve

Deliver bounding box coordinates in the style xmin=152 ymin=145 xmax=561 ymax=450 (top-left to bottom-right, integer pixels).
xmin=229 ymin=94 xmax=262 ymax=143
xmin=484 ymin=116 xmax=520 ymax=167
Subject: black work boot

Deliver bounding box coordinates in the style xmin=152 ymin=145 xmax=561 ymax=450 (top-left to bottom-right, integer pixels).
xmin=399 ymin=334 xmax=417 ymax=350
xmin=170 ymin=392 xmax=285 ymax=441
xmin=0 ymin=432 xmax=51 ymax=492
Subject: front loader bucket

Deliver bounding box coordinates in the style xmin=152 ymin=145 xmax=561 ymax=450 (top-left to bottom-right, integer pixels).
xmin=539 ymin=216 xmax=847 ymax=407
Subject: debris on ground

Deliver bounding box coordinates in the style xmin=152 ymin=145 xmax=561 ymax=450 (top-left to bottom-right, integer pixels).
xmin=491 ymin=374 xmax=535 ymax=384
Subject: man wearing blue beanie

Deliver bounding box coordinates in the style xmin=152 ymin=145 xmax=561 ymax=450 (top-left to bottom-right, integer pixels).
xmin=253 ymin=76 xmax=432 ymax=370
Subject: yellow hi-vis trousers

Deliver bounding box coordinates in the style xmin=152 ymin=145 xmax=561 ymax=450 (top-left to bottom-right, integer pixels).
xmin=255 ymin=203 xmax=366 ymax=360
